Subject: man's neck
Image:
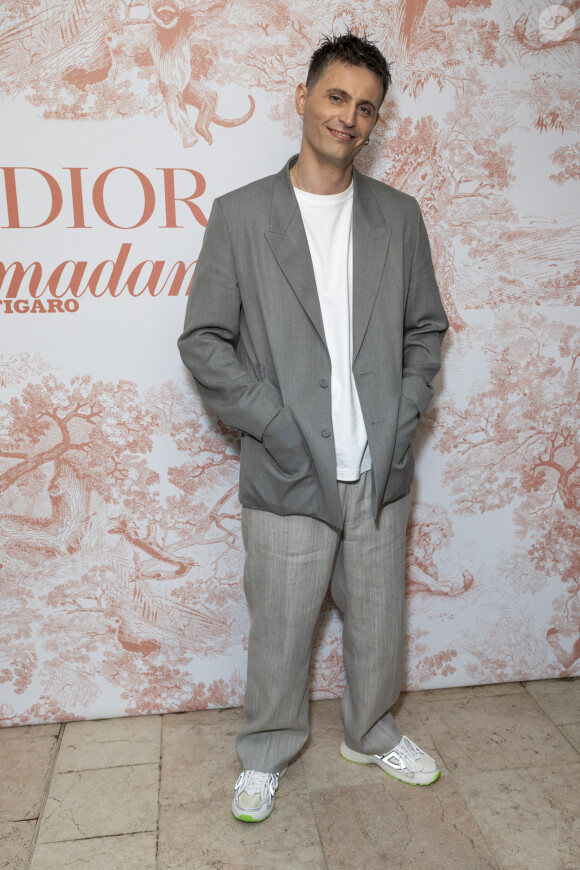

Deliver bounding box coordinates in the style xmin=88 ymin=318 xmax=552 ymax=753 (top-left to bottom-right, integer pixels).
xmin=291 ymin=154 xmax=353 ymax=195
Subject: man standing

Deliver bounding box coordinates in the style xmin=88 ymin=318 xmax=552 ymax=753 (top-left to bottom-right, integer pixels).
xmin=178 ymin=32 xmax=448 ymax=822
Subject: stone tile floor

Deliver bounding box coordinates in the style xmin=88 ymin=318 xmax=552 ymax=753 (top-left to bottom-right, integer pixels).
xmin=1 ymin=678 xmax=579 ymax=869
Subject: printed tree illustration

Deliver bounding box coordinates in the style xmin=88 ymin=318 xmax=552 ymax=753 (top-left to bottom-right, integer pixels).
xmin=240 ymin=0 xmax=504 ymax=102
xmin=0 ymin=373 xmax=160 ymax=559
xmin=364 ymin=0 xmax=503 ymax=97
xmin=0 ymin=554 xmax=42 ymax=722
xmin=550 ymin=143 xmax=580 ymax=185
xmin=0 ymin=372 xmax=239 ymax=571
xmin=405 ymin=503 xmax=475 ymax=597
xmin=357 ymin=70 xmax=516 ymax=328
xmin=0 ymin=370 xmax=245 ymax=570
xmin=425 ymin=313 xmax=579 ymax=675
xmin=161 ymin=381 xmax=241 ymax=542
xmin=501 ymin=1 xmax=580 ymax=133
xmin=0 ymin=365 xmax=252 ymax=721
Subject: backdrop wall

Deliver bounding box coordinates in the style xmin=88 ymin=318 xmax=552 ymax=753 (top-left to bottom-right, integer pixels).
xmin=1 ymin=0 xmax=578 ymax=727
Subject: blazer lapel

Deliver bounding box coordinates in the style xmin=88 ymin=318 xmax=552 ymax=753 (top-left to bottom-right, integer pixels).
xmin=352 ymin=168 xmax=392 ymax=361
xmin=264 ymin=161 xmax=327 ymax=347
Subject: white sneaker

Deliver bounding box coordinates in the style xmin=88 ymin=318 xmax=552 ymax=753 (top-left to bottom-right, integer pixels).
xmin=340 ymin=736 xmax=440 ymax=785
xmin=231 ymin=767 xmax=287 ymax=822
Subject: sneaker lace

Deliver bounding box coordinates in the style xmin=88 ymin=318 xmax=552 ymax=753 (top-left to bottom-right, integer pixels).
xmin=235 ymin=769 xmax=280 ymax=797
xmin=394 ymin=736 xmax=423 ymax=772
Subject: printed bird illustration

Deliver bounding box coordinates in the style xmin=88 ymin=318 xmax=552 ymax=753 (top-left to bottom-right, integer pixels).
xmin=0 ymin=0 xmax=119 ymax=90
xmin=113 ymin=616 xmax=162 ymax=655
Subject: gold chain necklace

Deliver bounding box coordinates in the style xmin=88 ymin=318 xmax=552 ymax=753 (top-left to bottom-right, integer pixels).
xmin=291 ymin=164 xmax=301 ymax=190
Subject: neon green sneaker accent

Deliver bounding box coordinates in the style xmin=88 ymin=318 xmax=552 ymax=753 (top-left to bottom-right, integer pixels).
xmin=234 ymin=810 xmax=273 ymax=823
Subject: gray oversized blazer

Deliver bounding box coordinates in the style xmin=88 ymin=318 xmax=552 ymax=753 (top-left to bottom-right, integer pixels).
xmin=178 ymin=158 xmax=448 ymax=529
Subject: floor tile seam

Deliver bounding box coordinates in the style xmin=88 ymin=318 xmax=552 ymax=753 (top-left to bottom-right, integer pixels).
xmin=25 ymin=721 xmax=66 ymax=870
xmin=162 ymin=709 xmax=244 ymax=724
xmin=53 ymin=759 xmax=161 ymax=775
xmin=558 ymin=725 xmax=580 ymax=755
xmin=305 ymin=779 xmax=330 ymax=870
xmin=0 ymin=814 xmax=39 ymax=824
xmin=57 ymin=739 xmax=161 ymax=751
xmin=33 ymin=827 xmax=158 ymax=846
xmin=59 ymin=726 xmax=160 ymax=737
xmin=0 ymin=734 xmax=62 ymax=745
xmin=154 ymin=717 xmax=164 ymax=870
xmin=407 ymin=684 xmax=528 ymax=701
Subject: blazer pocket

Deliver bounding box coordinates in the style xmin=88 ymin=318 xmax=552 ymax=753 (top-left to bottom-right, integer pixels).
xmin=393 ymin=395 xmax=420 ymax=467
xmin=239 ymin=428 xmax=320 ymax=516
xmin=262 ymin=406 xmax=313 ymax=477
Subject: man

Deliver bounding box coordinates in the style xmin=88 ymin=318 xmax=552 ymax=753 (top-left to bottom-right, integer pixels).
xmin=178 ymin=32 xmax=448 ymax=823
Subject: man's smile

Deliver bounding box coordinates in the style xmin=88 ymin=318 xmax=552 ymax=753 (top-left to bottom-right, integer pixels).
xmin=327 ymin=127 xmax=356 ymax=141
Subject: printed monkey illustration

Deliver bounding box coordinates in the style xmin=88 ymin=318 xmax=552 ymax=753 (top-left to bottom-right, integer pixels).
xmin=148 ymin=0 xmax=255 ymax=147
xmin=0 ymin=0 xmax=255 ymax=147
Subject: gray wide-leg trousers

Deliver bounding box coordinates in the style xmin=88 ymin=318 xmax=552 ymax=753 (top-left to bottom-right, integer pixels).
xmin=236 ymin=471 xmax=411 ymax=773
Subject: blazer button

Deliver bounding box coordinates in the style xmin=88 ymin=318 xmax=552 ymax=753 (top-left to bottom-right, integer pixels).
xmin=321 ymin=428 xmax=331 ymax=438
xmin=319 ymin=379 xmax=329 ymax=388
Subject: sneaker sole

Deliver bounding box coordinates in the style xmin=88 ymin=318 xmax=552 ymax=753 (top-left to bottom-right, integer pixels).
xmin=340 ymin=740 xmax=440 ymax=786
xmin=233 ymin=809 xmax=274 ymax=823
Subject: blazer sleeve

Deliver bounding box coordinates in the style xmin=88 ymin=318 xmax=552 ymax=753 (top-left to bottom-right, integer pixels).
xmin=401 ymin=201 xmax=448 ymax=416
xmin=177 ymin=198 xmax=282 ymax=440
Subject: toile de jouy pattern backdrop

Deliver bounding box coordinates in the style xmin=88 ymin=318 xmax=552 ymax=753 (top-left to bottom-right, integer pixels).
xmin=0 ymin=0 xmax=578 ymax=727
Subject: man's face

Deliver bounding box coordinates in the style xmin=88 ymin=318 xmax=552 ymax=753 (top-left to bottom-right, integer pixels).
xmin=295 ymin=61 xmax=382 ymax=170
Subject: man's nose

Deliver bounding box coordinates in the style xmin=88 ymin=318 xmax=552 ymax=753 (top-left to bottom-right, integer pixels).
xmin=338 ymin=103 xmax=357 ymax=127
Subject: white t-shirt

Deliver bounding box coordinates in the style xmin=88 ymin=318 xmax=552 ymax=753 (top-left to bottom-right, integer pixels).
xmin=294 ymin=181 xmax=371 ymax=481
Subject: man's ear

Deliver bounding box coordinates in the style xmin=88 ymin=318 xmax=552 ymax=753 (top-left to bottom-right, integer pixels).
xmin=295 ymin=83 xmax=307 ymax=117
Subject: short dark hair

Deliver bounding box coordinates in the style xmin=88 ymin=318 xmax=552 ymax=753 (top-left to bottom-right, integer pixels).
xmin=306 ymin=31 xmax=392 ymax=106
